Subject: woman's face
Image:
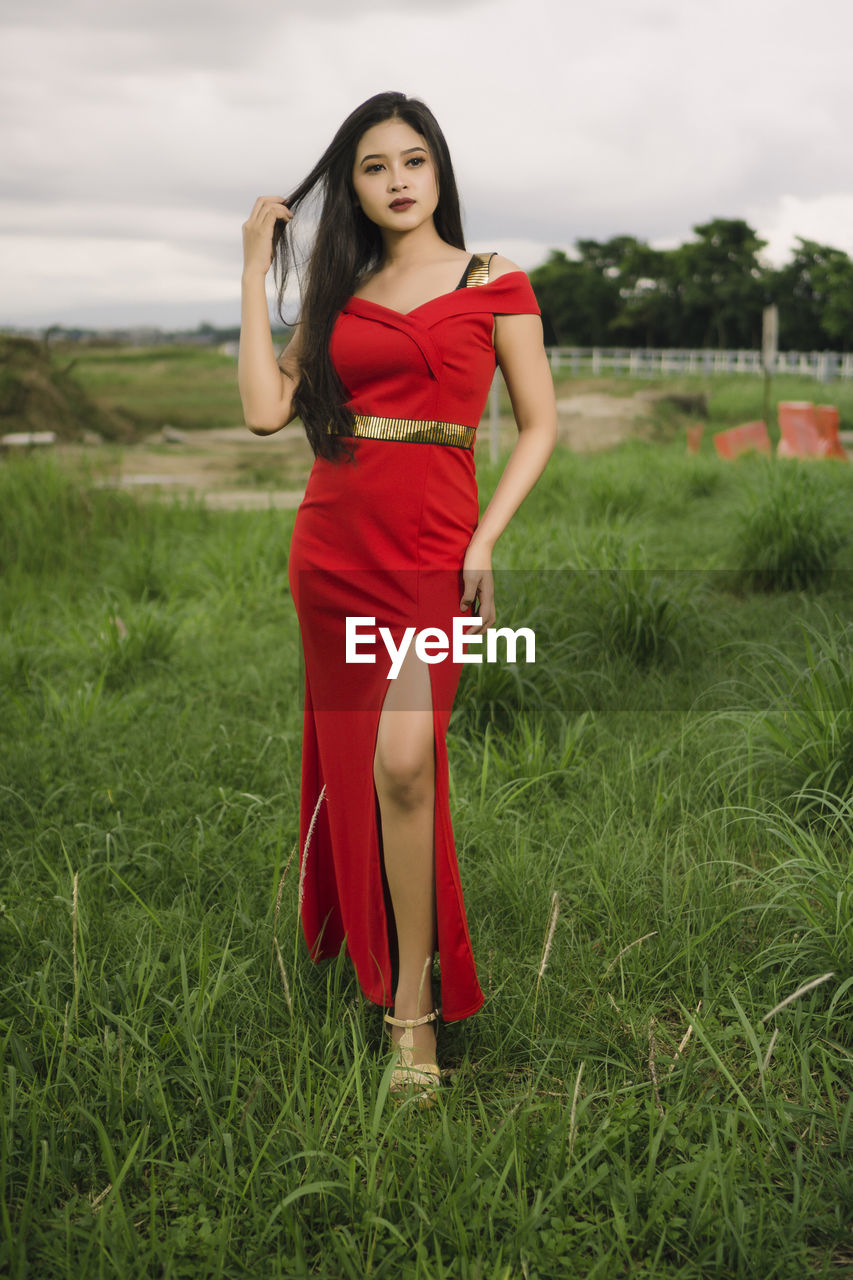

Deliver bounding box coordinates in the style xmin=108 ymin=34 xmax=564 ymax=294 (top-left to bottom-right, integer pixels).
xmin=351 ymin=117 xmax=439 ymax=233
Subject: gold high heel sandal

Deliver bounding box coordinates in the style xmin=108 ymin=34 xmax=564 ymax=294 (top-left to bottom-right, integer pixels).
xmin=384 ymin=1008 xmax=442 ymax=1104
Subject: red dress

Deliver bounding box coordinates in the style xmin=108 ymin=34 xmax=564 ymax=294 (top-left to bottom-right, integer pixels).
xmin=287 ymin=253 xmax=541 ymax=1021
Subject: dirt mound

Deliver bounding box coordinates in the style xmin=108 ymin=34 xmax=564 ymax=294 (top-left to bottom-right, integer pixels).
xmin=0 ymin=336 xmax=138 ymax=442
xmin=555 ymin=391 xmax=654 ymax=451
xmin=554 ymin=388 xmax=705 ymax=452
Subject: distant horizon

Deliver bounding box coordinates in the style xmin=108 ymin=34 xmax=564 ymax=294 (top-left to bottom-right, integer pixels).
xmin=3 ymin=221 xmax=853 ymax=336
xmin=0 ymin=297 xmax=248 ymax=334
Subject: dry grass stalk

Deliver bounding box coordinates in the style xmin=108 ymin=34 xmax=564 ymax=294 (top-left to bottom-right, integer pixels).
xmin=298 ymin=784 xmax=327 ymax=912
xmin=72 ymin=870 xmax=79 ymax=1021
xmin=648 ymin=1017 xmax=665 ymax=1118
xmin=603 ymin=930 xmax=658 ymax=978
xmin=538 ymin=891 xmax=559 ymax=979
xmin=762 ymin=971 xmax=835 ymax=1022
xmin=89 ymin=1183 xmax=112 ymax=1213
xmin=569 ymin=1061 xmax=584 ymax=1156
xmin=667 ymin=1000 xmax=702 ymax=1075
xmin=273 ymin=839 xmax=299 ymax=937
xmin=273 ymin=937 xmax=293 ymax=1016
xmin=761 ymin=1027 xmax=779 ymax=1074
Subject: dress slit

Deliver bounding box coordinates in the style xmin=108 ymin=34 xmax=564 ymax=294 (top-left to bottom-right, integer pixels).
xmin=368 ymin=646 xmax=436 ymax=999
xmin=296 ymin=626 xmax=484 ymax=1021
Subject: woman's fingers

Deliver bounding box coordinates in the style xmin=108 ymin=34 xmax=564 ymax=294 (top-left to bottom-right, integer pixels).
xmin=459 ymin=569 xmax=478 ymax=612
xmin=263 ymin=197 xmax=293 ymax=221
xmin=460 ymin=569 xmax=496 ymax=630
xmin=242 ymin=198 xmax=294 ymax=273
xmin=477 ymin=577 xmax=496 ymax=630
xmin=242 ymin=199 xmax=293 ymax=235
xmin=254 ymin=196 xmax=292 ymax=212
xmin=245 ymin=197 xmax=293 ymax=225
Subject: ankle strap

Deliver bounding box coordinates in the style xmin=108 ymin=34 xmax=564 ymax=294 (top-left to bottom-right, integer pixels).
xmin=383 ymin=1008 xmax=440 ymax=1029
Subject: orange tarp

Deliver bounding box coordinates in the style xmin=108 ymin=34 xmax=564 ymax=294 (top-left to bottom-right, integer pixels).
xmin=777 ymin=401 xmax=847 ymax=460
xmin=815 ymin=404 xmax=848 ymax=460
xmin=713 ymin=421 xmax=772 ymax=459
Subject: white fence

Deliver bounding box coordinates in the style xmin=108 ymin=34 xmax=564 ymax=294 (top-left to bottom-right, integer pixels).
xmin=546 ymin=348 xmax=853 ymax=381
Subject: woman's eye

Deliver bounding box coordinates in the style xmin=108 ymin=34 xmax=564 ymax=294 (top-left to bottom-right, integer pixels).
xmin=407 ymin=156 xmax=425 ymax=167
xmin=366 ymin=163 xmax=383 ymax=174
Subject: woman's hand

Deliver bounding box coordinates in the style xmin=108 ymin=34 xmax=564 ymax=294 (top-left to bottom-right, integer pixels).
xmin=242 ymin=196 xmax=293 ymax=277
xmin=460 ymin=538 xmax=495 ymax=631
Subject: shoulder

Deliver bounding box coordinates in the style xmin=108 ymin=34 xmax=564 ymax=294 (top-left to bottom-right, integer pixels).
xmin=484 ymin=253 xmax=526 ymax=281
xmin=458 ymin=252 xmax=540 ymax=325
xmin=476 ymin=254 xmax=540 ymax=319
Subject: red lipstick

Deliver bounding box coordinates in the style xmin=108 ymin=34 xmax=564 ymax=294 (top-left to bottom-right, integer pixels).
xmin=389 ymin=198 xmax=414 ymax=210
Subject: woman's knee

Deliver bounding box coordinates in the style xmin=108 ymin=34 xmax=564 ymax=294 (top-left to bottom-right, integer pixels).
xmin=374 ymin=736 xmax=434 ymax=809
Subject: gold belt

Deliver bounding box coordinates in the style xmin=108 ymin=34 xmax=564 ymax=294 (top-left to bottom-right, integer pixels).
xmin=338 ymin=414 xmax=476 ymax=450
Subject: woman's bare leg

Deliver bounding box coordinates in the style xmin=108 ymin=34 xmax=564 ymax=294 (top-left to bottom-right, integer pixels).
xmin=373 ymin=643 xmax=438 ymax=1065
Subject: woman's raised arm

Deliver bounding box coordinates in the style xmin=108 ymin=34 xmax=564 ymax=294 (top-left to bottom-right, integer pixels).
xmin=238 ymin=196 xmax=300 ymax=435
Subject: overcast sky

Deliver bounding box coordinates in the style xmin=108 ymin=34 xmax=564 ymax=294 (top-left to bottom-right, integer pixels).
xmin=2 ymin=0 xmax=852 ymax=328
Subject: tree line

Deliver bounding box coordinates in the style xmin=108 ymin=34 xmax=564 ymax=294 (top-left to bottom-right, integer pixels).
xmin=528 ymin=218 xmax=853 ymax=351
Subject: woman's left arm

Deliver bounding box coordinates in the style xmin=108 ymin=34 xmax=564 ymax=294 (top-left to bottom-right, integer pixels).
xmin=460 ymin=303 xmax=558 ymax=627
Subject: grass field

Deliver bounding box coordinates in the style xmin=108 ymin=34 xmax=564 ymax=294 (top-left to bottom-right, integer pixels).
xmin=55 ymin=345 xmax=252 ymax=435
xmin=2 ymin=407 xmax=853 ymax=1276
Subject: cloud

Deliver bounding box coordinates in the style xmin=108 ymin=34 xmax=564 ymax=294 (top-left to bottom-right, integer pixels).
xmin=3 ymin=0 xmax=853 ymax=326
xmin=749 ymin=193 xmax=853 ymax=265
xmin=0 ymin=232 xmax=237 ymax=306
xmin=3 ymin=0 xmax=488 ymax=74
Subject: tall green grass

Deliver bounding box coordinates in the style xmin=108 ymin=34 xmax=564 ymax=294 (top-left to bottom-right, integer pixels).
xmin=732 ymin=461 xmax=849 ymax=592
xmin=706 ymin=614 xmax=853 ymax=816
xmin=2 ymin=447 xmax=853 ymax=1278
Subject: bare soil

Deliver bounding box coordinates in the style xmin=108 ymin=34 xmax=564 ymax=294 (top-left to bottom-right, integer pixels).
xmin=59 ymin=423 xmax=314 ymax=510
xmin=554 ymin=390 xmax=658 ymax=452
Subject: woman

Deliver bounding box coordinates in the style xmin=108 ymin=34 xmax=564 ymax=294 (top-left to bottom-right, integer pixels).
xmin=239 ymin=91 xmax=556 ymax=1100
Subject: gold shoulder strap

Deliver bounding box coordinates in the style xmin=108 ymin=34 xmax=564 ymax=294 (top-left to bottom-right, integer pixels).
xmin=464 ymin=252 xmax=496 ymax=287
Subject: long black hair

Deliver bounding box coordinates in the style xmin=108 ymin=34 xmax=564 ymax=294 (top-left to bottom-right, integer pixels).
xmin=273 ymin=91 xmax=466 ymax=461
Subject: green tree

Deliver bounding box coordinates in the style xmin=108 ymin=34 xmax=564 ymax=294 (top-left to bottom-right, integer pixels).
xmin=819 ymin=252 xmax=853 ymax=351
xmin=529 ymin=238 xmax=649 ymax=345
xmin=674 ymin=218 xmax=768 ymax=348
xmin=574 ymin=236 xmax=641 ymax=344
xmin=768 ymin=238 xmax=833 ymax=350
xmin=527 ymin=249 xmax=586 ymax=344
xmin=528 ymin=221 xmax=851 ymax=351
xmin=610 ymin=243 xmax=684 ymax=348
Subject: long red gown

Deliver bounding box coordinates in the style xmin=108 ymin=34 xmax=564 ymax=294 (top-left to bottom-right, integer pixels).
xmin=287 ymin=253 xmax=541 ymax=1021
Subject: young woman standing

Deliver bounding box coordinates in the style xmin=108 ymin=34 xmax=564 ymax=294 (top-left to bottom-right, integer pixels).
xmin=239 ymin=91 xmax=556 ymax=1101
